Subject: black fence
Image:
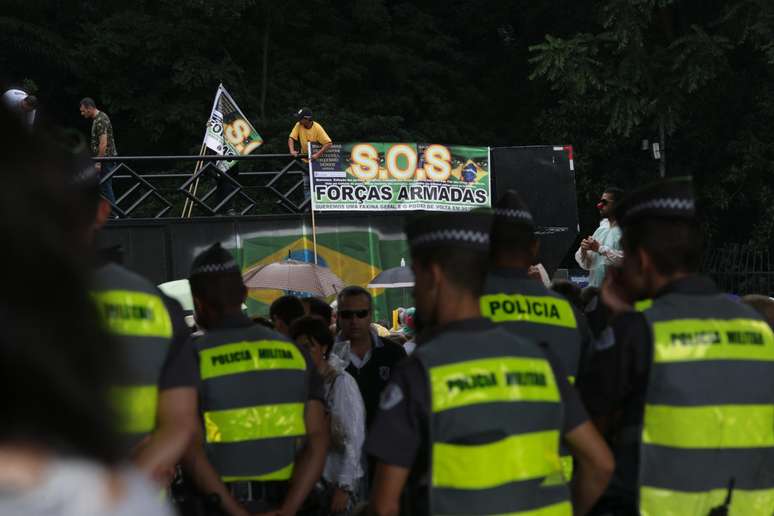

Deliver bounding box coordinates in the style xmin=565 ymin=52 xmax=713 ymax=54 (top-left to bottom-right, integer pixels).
xmin=96 ymin=145 xmax=582 ymax=277
xmin=95 ymin=153 xmax=309 ymax=218
xmin=704 ymin=244 xmax=774 ymax=296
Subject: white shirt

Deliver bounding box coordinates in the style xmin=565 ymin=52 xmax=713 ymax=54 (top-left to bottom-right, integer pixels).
xmin=0 ymin=459 xmax=173 ymax=516
xmin=575 ymin=218 xmax=623 ymax=287
xmin=322 ymin=371 xmax=366 ymax=490
xmin=2 ymin=89 xmax=36 ymax=126
xmin=344 ymin=327 xmax=383 ymax=369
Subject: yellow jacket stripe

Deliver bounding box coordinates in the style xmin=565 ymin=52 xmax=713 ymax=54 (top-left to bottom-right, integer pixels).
xmin=429 ymin=356 xmax=561 ymax=412
xmin=93 ymin=290 xmax=172 ymax=338
xmin=641 ymin=486 xmax=774 ymax=516
xmin=204 ymin=403 xmax=306 ymax=443
xmin=480 ymin=294 xmax=577 ymax=328
xmin=199 ymin=340 xmax=307 ymax=380
xmin=110 ymin=385 xmax=158 ymax=434
xmin=222 ymin=462 xmax=295 ymax=482
xmin=643 ymin=404 xmax=774 ymax=448
xmin=433 ymin=430 xmax=562 ymax=489
xmin=652 ymin=318 xmax=774 ymax=362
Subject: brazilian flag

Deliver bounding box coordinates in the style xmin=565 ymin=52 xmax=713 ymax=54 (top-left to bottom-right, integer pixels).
xmin=239 ymin=229 xmax=410 ymax=323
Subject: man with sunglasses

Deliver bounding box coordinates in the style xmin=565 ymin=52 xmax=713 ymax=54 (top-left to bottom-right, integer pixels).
xmin=575 ymin=187 xmax=625 ymax=287
xmin=336 ymin=286 xmax=407 ymax=430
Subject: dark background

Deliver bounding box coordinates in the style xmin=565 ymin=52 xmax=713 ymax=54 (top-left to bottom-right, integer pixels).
xmin=3 ymin=0 xmax=773 ymax=258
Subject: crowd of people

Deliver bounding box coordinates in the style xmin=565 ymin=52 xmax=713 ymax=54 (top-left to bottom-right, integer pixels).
xmin=2 ymin=99 xmax=774 ymax=516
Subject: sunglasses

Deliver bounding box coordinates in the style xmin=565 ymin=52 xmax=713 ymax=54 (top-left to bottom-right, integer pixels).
xmin=339 ymin=309 xmax=369 ymax=319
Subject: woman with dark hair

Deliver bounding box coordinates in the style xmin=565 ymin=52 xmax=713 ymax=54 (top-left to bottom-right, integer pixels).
xmin=0 ymin=107 xmax=172 ymax=515
xmin=290 ymin=316 xmax=365 ymax=515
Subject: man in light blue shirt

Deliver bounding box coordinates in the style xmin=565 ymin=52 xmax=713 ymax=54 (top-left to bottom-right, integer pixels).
xmin=575 ymin=187 xmax=624 ymax=287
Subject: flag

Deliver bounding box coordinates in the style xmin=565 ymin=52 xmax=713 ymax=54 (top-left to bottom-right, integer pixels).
xmin=204 ymin=84 xmax=263 ymax=172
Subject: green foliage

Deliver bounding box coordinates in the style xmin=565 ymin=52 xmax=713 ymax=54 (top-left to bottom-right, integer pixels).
xmin=529 ymin=0 xmax=774 ymax=250
xmin=1 ymin=0 xmax=773 ymax=252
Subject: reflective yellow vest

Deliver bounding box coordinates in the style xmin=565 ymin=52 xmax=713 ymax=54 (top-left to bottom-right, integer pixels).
xmin=638 ymin=293 xmax=774 ymax=516
xmin=481 ymin=272 xmax=583 ymax=481
xmin=92 ymin=263 xmax=173 ymax=448
xmin=193 ymin=325 xmax=308 ymax=481
xmin=480 ymin=273 xmax=582 ymax=383
xmin=415 ymin=323 xmax=571 ymax=516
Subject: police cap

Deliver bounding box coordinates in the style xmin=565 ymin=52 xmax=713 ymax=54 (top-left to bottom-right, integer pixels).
xmin=615 ymin=177 xmax=696 ymax=226
xmin=190 ymin=242 xmax=241 ymax=277
xmin=493 ymin=189 xmax=534 ymax=229
xmin=406 ymin=210 xmax=492 ymax=253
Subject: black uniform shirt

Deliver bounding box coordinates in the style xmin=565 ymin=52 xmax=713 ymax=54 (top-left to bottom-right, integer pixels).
xmin=365 ymin=318 xmax=589 ymax=509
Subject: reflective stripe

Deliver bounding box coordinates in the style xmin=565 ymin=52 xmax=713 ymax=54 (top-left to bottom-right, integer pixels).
xmin=635 ymin=299 xmax=653 ymax=312
xmin=93 ymin=290 xmax=172 ymax=338
xmin=111 ymin=385 xmax=158 ymax=434
xmin=640 ymin=486 xmax=774 ymax=516
xmin=481 ymin=294 xmax=577 ymax=328
xmin=429 ymin=357 xmax=560 ymax=413
xmin=204 ymin=403 xmax=305 ymax=443
xmin=559 ymin=455 xmax=573 ymax=482
xmin=643 ymin=404 xmax=774 ymax=448
xmin=432 ymin=430 xmax=562 ymax=489
xmin=200 ymin=340 xmax=306 ymax=380
xmin=652 ymin=318 xmax=774 ymax=363
xmin=222 ymin=462 xmax=294 ymax=482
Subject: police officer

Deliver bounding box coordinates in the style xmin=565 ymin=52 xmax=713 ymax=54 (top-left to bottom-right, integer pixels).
xmin=72 ymin=148 xmax=199 ymax=484
xmin=183 ymin=243 xmax=329 ymax=515
xmin=366 ymin=211 xmax=613 ymax=516
xmin=578 ymin=178 xmax=774 ymax=516
xmin=482 ymin=189 xmax=593 ymax=383
xmin=481 ymin=190 xmax=595 ymax=480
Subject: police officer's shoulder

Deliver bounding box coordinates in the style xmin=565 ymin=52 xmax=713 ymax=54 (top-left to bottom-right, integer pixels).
xmin=244 ymin=322 xmax=294 ymax=343
xmin=378 ymin=355 xmax=428 ymax=409
xmin=609 ymin=309 xmax=651 ymax=348
xmin=94 ymin=261 xmax=158 ymax=292
xmin=377 ymin=334 xmax=408 ymax=357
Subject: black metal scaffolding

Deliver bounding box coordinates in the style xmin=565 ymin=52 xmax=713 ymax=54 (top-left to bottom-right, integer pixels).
xmin=94 ymin=153 xmax=309 ymax=218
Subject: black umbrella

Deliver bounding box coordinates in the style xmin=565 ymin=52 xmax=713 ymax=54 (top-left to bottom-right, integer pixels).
xmin=368 ymin=258 xmax=414 ymax=288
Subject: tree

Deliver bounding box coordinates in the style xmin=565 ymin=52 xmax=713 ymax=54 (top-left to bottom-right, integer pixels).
xmin=529 ymin=0 xmax=774 ymax=249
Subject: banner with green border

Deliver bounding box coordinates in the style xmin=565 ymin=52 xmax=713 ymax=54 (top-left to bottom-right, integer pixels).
xmin=310 ymin=143 xmax=490 ymax=211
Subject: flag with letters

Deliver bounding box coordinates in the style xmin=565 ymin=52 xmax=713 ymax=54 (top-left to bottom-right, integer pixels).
xmin=203 ymin=84 xmax=263 ymax=172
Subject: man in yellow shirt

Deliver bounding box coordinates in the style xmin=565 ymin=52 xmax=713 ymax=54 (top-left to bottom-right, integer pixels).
xmin=288 ymin=107 xmax=332 ymax=202
xmin=288 ymin=107 xmax=332 ymax=160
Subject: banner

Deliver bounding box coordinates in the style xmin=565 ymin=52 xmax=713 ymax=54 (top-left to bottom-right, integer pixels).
xmin=309 ymin=142 xmax=491 ymax=211
xmin=203 ymin=84 xmax=263 ymax=172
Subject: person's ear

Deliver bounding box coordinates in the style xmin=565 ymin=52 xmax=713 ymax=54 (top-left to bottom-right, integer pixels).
xmin=429 ymin=262 xmax=445 ymax=293
xmin=637 ymin=247 xmax=651 ymax=275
